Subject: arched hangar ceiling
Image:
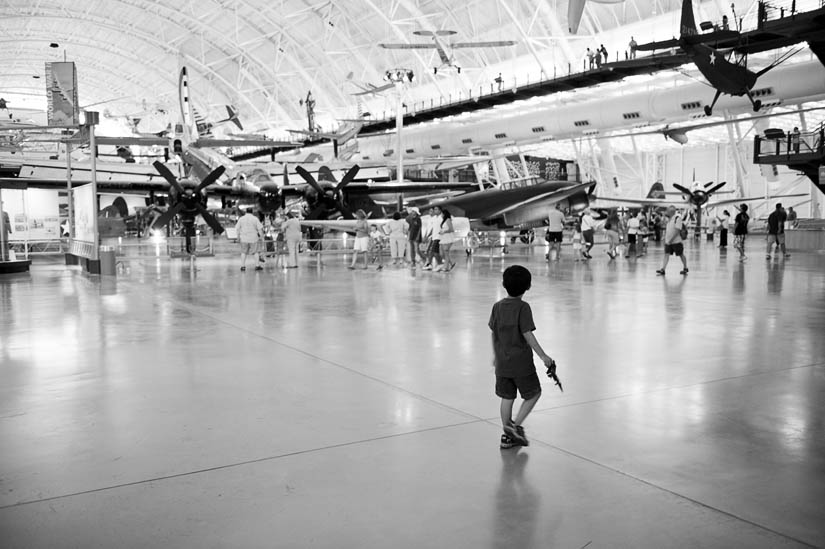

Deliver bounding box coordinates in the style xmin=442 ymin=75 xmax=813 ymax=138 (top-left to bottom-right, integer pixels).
xmin=2 ymin=0 xmax=719 ymax=133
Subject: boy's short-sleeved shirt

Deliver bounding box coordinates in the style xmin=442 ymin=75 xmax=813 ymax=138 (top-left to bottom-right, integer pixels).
xmin=734 ymin=212 xmax=749 ymax=235
xmin=488 ymin=297 xmax=536 ymax=377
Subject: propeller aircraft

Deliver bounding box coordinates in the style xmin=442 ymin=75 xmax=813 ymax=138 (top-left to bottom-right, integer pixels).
xmin=379 ymin=30 xmax=516 ymax=74
xmin=637 ymin=0 xmax=801 ymax=116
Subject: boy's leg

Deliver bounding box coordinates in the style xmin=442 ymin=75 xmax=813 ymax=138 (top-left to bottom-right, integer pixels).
xmin=513 ymin=392 xmax=541 ymax=427
xmin=500 ymin=398 xmax=515 ymax=429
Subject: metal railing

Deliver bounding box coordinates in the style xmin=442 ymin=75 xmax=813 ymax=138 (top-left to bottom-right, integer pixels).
xmin=754 ymin=125 xmax=825 ymax=162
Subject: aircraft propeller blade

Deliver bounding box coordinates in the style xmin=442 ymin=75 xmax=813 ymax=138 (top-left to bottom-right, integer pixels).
xmin=194 ymin=203 xmax=225 ymax=234
xmin=673 ymin=183 xmax=693 ymax=195
xmin=336 ymin=165 xmax=360 ymax=193
xmin=706 ymin=182 xmax=726 ymax=195
xmin=295 ymin=165 xmax=326 ymax=196
xmin=151 ymin=202 xmax=184 ymax=229
xmin=194 ymin=165 xmax=226 ymax=195
xmin=153 ymin=161 xmax=185 ymax=195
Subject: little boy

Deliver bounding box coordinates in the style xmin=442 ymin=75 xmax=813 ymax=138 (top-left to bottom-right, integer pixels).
xmin=489 ymin=265 xmax=555 ymax=448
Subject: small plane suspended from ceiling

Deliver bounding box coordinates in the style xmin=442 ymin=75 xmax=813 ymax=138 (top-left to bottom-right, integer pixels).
xmin=636 ymin=0 xmax=801 ymax=116
xmin=379 ymin=30 xmax=516 ymax=74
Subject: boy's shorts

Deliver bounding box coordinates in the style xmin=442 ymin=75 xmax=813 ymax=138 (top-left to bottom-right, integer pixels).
xmin=496 ymin=373 xmax=542 ymax=400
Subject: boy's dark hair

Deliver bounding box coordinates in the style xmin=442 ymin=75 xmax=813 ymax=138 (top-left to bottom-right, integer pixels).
xmin=502 ymin=265 xmax=531 ymax=296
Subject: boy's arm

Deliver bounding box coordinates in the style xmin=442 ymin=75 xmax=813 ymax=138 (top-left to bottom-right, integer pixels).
xmin=522 ymin=331 xmax=554 ymax=367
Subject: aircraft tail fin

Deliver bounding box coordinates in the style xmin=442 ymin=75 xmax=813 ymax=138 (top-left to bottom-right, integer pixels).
xmin=178 ymin=66 xmax=197 ymax=143
xmin=646 ymin=182 xmax=666 ymax=199
xmin=225 ymin=105 xmax=243 ymax=131
xmin=680 ymin=0 xmax=698 ymax=37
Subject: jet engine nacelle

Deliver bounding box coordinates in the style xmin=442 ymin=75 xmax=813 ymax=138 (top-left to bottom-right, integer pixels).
xmin=564 ymin=190 xmax=591 ymax=213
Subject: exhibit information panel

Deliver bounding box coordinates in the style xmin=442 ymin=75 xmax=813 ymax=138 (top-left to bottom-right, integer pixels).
xmin=45 ymin=62 xmax=79 ymax=126
xmin=70 ymin=182 xmax=96 ymax=259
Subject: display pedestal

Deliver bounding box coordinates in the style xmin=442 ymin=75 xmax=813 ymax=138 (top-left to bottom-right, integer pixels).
xmin=65 ymin=253 xmax=101 ymax=274
xmin=0 ymin=260 xmax=32 ymax=274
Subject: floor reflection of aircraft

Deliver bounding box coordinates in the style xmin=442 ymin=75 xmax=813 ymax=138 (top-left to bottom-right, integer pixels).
xmin=379 ymin=30 xmax=516 ymax=74
xmin=637 ymin=0 xmax=800 ymax=115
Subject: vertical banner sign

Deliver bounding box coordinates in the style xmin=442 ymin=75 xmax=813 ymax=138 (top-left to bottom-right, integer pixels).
xmin=45 ymin=62 xmax=79 ymax=125
xmin=70 ymin=183 xmax=96 ymax=259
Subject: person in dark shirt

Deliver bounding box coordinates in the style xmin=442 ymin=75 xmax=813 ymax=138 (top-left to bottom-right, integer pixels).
xmin=406 ymin=207 xmax=424 ymax=269
xmin=766 ymin=203 xmax=789 ymax=260
xmin=733 ymin=204 xmax=750 ymax=261
xmin=488 ymin=265 xmax=555 ymax=448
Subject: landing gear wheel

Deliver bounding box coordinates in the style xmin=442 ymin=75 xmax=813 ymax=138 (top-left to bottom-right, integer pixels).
xmin=703 ymin=105 xmax=712 ymax=116
xmin=753 ymin=99 xmax=762 ymax=112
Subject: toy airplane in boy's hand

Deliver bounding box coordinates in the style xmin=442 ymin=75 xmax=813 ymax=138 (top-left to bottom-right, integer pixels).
xmin=546 ymin=360 xmax=563 ymax=392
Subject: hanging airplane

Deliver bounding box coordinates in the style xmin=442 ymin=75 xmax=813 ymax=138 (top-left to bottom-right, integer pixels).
xmin=636 ymin=0 xmax=802 ymax=116
xmin=379 ymin=30 xmax=516 ymax=74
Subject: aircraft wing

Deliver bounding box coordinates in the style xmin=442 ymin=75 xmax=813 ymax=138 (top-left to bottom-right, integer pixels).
xmin=351 ymin=83 xmax=394 ymax=96
xmin=592 ymin=197 xmax=686 ymax=207
xmin=707 ymin=193 xmax=808 ymax=208
xmin=483 ymin=182 xmax=594 ymax=218
xmin=422 ymin=180 xmax=593 ymax=220
xmin=278 ymin=180 xmax=479 ymax=196
xmin=0 ymin=159 xmax=167 ymax=192
xmin=378 ymin=43 xmax=438 ymax=50
xmin=635 ymin=38 xmax=681 ymax=52
xmin=450 ymin=41 xmax=517 ymax=48
xmin=194 ymin=138 xmax=298 ymax=148
xmin=94 ymin=135 xmax=169 ymax=146
xmin=600 ymin=106 xmax=824 ymax=142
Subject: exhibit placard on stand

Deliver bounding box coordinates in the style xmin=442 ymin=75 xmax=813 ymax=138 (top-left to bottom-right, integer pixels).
xmin=66 ymin=182 xmax=100 ymax=272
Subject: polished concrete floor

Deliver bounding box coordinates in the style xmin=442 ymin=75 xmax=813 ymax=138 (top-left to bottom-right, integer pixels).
xmin=1 ymin=240 xmax=824 ymax=548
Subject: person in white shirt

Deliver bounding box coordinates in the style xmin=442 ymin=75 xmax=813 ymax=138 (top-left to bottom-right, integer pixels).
xmin=545 ymin=204 xmax=566 ymax=261
xmin=235 ymin=208 xmax=264 ymax=271
xmin=283 ymin=211 xmax=303 ymax=269
xmin=656 ymin=206 xmax=689 ymax=275
xmin=580 ymin=208 xmax=602 ymax=259
xmin=716 ymin=210 xmax=730 ymax=248
xmin=386 ymin=212 xmax=407 ymax=266
xmin=626 ymin=211 xmax=642 ymax=258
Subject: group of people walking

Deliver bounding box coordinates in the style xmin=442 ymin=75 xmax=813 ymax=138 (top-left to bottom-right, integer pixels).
xmin=234 ymin=208 xmax=302 ymax=270
xmin=349 ymin=206 xmax=458 ymax=272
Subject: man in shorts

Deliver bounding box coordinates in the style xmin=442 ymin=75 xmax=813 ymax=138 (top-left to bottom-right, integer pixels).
xmin=235 ymin=208 xmax=264 ymax=271
xmin=766 ymin=203 xmax=790 ymax=259
xmin=580 ymin=208 xmax=600 ymax=259
xmin=656 ymin=206 xmax=688 ymax=275
xmin=545 ymin=204 xmax=565 ymax=261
